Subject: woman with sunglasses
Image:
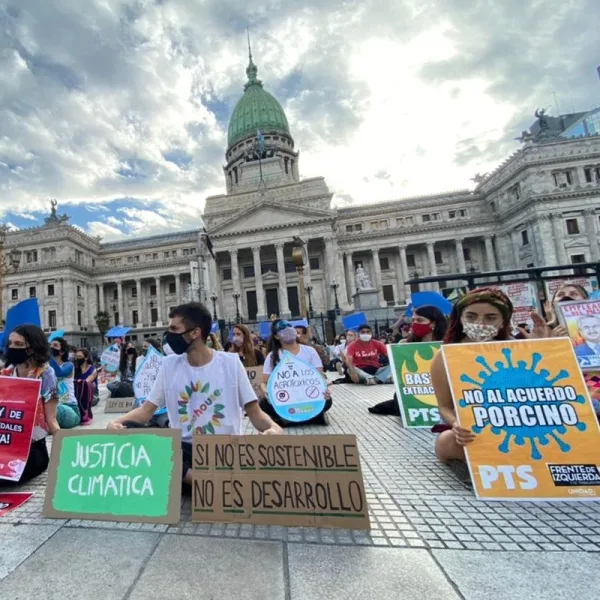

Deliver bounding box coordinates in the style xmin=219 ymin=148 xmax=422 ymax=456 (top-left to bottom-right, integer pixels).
xmin=260 ymin=319 xmax=332 ymax=426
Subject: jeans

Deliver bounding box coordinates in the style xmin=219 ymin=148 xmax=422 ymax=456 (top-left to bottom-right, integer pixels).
xmin=354 ymin=365 xmax=392 ymax=384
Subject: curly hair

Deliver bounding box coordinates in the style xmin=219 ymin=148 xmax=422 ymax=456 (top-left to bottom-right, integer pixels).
xmin=11 ymin=325 xmax=50 ymax=367
xmin=444 ymin=287 xmax=513 ymax=344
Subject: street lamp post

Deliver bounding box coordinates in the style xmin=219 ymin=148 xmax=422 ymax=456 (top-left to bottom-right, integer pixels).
xmin=305 ymin=285 xmax=314 ymax=318
xmin=330 ymin=280 xmax=340 ymax=314
xmin=0 ymin=225 xmax=22 ymax=325
xmin=210 ymin=293 xmax=218 ymax=321
xmin=232 ymin=291 xmax=241 ymax=323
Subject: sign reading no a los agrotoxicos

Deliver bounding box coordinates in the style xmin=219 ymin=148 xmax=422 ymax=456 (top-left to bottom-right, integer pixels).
xmin=443 ymin=339 xmax=600 ymax=501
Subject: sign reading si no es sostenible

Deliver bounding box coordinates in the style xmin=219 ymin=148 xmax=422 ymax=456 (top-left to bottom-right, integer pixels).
xmin=192 ymin=434 xmax=370 ymax=530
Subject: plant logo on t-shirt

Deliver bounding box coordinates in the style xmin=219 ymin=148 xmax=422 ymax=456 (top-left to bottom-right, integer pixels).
xmin=178 ymin=379 xmax=226 ymax=435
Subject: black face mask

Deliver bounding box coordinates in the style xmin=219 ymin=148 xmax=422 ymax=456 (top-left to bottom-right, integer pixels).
xmin=6 ymin=347 xmax=29 ymax=366
xmin=126 ymin=348 xmax=136 ymax=355
xmin=76 ymin=358 xmax=85 ymax=365
xmin=558 ymin=296 xmax=576 ymax=303
xmin=164 ymin=330 xmax=195 ymax=355
xmin=51 ymin=348 xmax=61 ymax=357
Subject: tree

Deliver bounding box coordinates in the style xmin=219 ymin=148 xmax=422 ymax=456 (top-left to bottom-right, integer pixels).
xmin=94 ymin=311 xmax=110 ymax=340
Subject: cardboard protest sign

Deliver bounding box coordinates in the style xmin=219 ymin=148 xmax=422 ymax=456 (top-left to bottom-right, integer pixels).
xmin=133 ymin=346 xmax=164 ymax=407
xmin=100 ymin=344 xmax=121 ymax=373
xmin=443 ymin=339 xmax=600 ymax=501
xmin=44 ymin=429 xmax=182 ymax=523
xmin=245 ymin=366 xmax=264 ymax=399
xmin=545 ymin=277 xmax=598 ymax=300
xmin=104 ymin=397 xmax=136 ymax=413
xmin=267 ymin=351 xmax=327 ymax=422
xmin=490 ymin=282 xmax=539 ymax=329
xmin=0 ymin=377 xmax=42 ymax=481
xmin=388 ymin=342 xmax=442 ymax=428
xmin=192 ymin=434 xmax=370 ymax=529
xmin=0 ymin=492 xmax=33 ymax=517
xmin=556 ymin=300 xmax=600 ymax=371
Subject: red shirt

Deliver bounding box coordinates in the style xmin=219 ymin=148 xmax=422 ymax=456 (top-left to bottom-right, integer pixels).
xmin=347 ymin=339 xmax=387 ymax=370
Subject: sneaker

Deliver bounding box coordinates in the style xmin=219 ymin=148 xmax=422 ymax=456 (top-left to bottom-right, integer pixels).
xmin=336 ymin=362 xmax=344 ymax=376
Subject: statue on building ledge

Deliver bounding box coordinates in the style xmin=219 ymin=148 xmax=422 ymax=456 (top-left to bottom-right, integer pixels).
xmin=355 ymin=266 xmax=373 ymax=290
xmin=44 ymin=199 xmax=70 ymax=225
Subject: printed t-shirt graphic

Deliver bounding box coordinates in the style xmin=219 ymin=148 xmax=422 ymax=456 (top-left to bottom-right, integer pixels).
xmin=146 ymin=351 xmax=257 ymax=440
xmin=346 ymin=339 xmax=387 ymax=370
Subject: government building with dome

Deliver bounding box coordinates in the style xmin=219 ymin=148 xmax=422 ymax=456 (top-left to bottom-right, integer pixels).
xmin=4 ymin=54 xmax=600 ymax=347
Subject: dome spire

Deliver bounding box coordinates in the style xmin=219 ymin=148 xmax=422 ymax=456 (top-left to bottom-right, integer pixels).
xmin=244 ymin=28 xmax=262 ymax=90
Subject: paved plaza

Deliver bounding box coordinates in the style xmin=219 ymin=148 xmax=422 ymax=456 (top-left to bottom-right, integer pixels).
xmin=1 ymin=382 xmax=599 ymax=599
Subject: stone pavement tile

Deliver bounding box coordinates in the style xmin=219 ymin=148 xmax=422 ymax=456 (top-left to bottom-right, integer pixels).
xmin=0 ymin=523 xmax=62 ymax=580
xmin=433 ymin=549 xmax=600 ymax=600
xmin=288 ymin=545 xmax=459 ymax=600
xmin=0 ymin=528 xmax=159 ymax=600
xmin=128 ymin=534 xmax=285 ymax=600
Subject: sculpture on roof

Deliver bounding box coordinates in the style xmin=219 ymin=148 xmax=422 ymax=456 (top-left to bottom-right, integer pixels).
xmin=470 ymin=173 xmax=487 ymax=184
xmin=44 ymin=198 xmax=69 ymax=225
xmin=535 ymin=108 xmax=549 ymax=129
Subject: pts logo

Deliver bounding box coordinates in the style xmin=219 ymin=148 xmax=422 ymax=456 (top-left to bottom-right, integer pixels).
xmin=478 ymin=465 xmax=538 ymax=490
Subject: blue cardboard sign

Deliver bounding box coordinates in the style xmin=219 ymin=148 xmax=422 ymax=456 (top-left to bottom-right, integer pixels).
xmin=342 ymin=312 xmax=367 ymax=331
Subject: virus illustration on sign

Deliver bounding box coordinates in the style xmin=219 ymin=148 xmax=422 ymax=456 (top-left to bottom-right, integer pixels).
xmin=458 ymin=349 xmax=587 ymax=460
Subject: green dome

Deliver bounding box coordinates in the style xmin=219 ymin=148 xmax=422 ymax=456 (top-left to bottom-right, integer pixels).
xmin=227 ymin=57 xmax=291 ymax=148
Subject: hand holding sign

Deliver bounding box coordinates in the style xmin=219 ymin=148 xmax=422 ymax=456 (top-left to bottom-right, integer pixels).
xmin=267 ymin=351 xmax=326 ymax=423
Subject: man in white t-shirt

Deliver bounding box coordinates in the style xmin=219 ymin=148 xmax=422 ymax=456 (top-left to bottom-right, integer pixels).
xmin=107 ymin=302 xmax=282 ymax=487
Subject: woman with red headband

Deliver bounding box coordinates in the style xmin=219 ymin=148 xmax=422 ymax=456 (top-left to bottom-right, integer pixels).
xmin=431 ymin=287 xmax=514 ymax=468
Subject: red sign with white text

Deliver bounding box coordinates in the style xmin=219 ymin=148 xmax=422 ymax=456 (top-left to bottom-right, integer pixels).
xmin=0 ymin=376 xmax=42 ymax=482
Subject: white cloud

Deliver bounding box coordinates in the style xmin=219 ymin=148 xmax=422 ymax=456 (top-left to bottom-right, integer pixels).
xmin=86 ymin=220 xmax=124 ymax=241
xmin=1 ymin=0 xmax=598 ymax=220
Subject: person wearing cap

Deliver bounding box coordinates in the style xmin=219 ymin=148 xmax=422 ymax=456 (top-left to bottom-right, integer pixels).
xmin=261 ymin=319 xmax=332 ymax=426
xmin=345 ymin=324 xmax=391 ymax=385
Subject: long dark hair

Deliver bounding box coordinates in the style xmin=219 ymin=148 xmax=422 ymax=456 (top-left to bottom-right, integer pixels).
xmin=74 ymin=348 xmax=92 ymax=379
xmin=119 ymin=343 xmax=138 ymax=375
xmin=266 ymin=319 xmax=288 ymax=370
xmin=444 ymin=288 xmax=513 ymax=344
xmin=405 ymin=305 xmax=447 ymax=343
xmin=11 ymin=325 xmax=50 ymax=368
xmin=53 ymin=336 xmax=70 ymax=362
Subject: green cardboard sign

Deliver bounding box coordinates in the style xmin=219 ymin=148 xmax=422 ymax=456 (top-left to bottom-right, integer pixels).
xmin=388 ymin=342 xmax=442 ymax=428
xmin=44 ymin=429 xmax=182 ymax=524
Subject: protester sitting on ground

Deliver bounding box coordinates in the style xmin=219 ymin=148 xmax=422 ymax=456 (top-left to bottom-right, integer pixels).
xmin=345 ymin=324 xmax=391 ymax=385
xmin=73 ymin=348 xmax=97 ymax=423
xmin=329 ymin=334 xmax=346 ymax=372
xmin=107 ymin=342 xmax=138 ymax=398
xmin=332 ymin=330 xmax=358 ymax=383
xmin=294 ymin=325 xmax=329 ymax=369
xmin=431 ymin=288 xmax=514 ymax=472
xmin=261 ymin=319 xmax=332 ymax=426
xmin=1 ymin=325 xmax=60 ymax=485
xmin=107 ymin=302 xmax=282 ymax=490
xmin=369 ymin=306 xmax=448 ymax=415
xmin=142 ymin=338 xmax=162 ymax=355
xmin=49 ymin=336 xmax=81 ymax=428
xmin=229 ymin=323 xmax=265 ymax=367
xmin=206 ymin=332 xmax=223 ymax=351
xmin=402 ymin=305 xmax=448 ymax=343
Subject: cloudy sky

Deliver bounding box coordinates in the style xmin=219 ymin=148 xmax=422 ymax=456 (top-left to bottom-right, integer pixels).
xmin=1 ymin=0 xmax=599 ymax=240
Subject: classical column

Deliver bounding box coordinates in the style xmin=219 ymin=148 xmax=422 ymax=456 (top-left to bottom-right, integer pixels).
xmin=275 ymin=242 xmax=291 ymax=318
xmin=550 ymin=213 xmax=567 ymax=265
xmin=57 ymin=278 xmax=65 ymax=328
xmin=155 ymin=277 xmax=163 ymax=325
xmin=135 ymin=279 xmax=142 ymax=327
xmin=229 ymin=249 xmax=240 ymax=294
xmin=334 ymin=244 xmax=348 ymax=311
xmin=371 ymin=248 xmax=383 ymax=304
xmin=117 ymin=281 xmax=124 ymax=325
xmin=345 ymin=251 xmax=354 ymax=303
xmin=324 ymin=237 xmax=336 ymax=307
xmin=98 ymin=283 xmax=105 ymax=312
xmin=510 ymin=230 xmax=521 ymax=268
xmin=484 ymin=236 xmax=497 ymax=271
xmin=426 ymin=242 xmax=439 ymax=292
xmin=252 ymin=246 xmax=266 ymax=319
xmin=454 ymin=238 xmax=467 ymax=274
xmin=304 ymin=240 xmax=312 ymax=286
xmin=398 ymin=244 xmax=411 ymax=300
xmin=38 ymin=280 xmax=46 ymax=329
xmin=209 ymin=257 xmax=221 ymax=314
xmin=584 ymin=209 xmax=600 ymax=261
xmin=175 ymin=273 xmax=181 ymax=305
xmin=537 ymin=215 xmax=558 ymax=267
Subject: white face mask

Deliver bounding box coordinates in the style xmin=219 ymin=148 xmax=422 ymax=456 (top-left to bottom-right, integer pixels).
xmin=359 ymin=333 xmax=372 ymax=343
xmin=462 ymin=321 xmax=500 ymax=342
